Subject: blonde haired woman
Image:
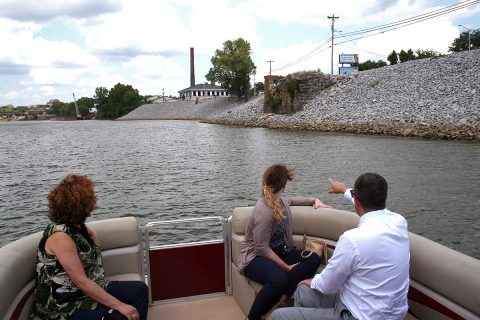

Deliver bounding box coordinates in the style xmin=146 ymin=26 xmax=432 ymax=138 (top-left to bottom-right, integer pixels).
xmin=237 ymin=164 xmax=329 ymax=320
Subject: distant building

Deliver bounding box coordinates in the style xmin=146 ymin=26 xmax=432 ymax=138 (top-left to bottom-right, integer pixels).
xmin=178 ymin=47 xmax=229 ymax=100
xmin=46 ymin=99 xmax=60 ymax=106
xmin=27 ymin=105 xmax=47 ymax=115
xmin=178 ymin=83 xmax=228 ymax=100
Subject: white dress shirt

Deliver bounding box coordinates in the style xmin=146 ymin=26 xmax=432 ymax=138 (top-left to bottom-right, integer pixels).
xmin=311 ymin=189 xmax=410 ymax=320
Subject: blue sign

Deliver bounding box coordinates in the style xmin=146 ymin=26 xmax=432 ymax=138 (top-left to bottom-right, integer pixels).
xmin=339 ymin=66 xmax=358 ymax=75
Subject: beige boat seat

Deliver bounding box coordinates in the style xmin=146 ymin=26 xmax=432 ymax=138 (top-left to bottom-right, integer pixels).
xmin=0 ymin=217 xmax=144 ymax=320
xmin=230 ymin=206 xmax=359 ymax=318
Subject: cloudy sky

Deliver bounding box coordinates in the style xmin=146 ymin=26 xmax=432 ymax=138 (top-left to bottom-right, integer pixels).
xmin=1 ymin=0 xmax=479 ymax=107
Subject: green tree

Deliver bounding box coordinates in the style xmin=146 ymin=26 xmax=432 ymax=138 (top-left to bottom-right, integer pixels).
xmin=97 ymin=83 xmax=142 ymax=119
xmin=49 ymin=101 xmax=75 ymax=116
xmin=449 ymin=29 xmax=480 ymax=52
xmin=398 ymin=49 xmax=409 ymax=62
xmin=206 ymin=38 xmax=256 ymax=100
xmin=406 ymin=49 xmax=416 ymax=61
xmin=415 ymin=49 xmax=443 ymax=59
xmin=255 ymin=82 xmax=264 ymax=93
xmin=77 ymin=97 xmax=95 ymax=117
xmin=94 ymin=87 xmax=109 ymax=111
xmin=387 ymin=50 xmax=398 ymax=65
xmin=358 ymin=59 xmax=387 ymax=71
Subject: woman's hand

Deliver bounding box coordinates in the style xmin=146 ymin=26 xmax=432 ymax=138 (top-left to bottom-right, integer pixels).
xmin=116 ymin=303 xmax=139 ymax=320
xmin=313 ymin=198 xmax=331 ymax=209
xmin=286 ymin=262 xmax=300 ymax=272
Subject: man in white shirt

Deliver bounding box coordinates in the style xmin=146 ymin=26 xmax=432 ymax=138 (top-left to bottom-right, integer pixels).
xmin=270 ymin=173 xmax=410 ymax=320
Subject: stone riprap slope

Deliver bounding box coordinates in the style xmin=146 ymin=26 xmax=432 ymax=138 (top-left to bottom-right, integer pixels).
xmin=119 ymin=98 xmax=244 ymax=120
xmin=121 ymin=50 xmax=479 ymax=140
xmin=206 ymin=50 xmax=480 ymax=140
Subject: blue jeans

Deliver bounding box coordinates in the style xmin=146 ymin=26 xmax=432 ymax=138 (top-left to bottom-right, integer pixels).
xmin=69 ymin=281 xmax=149 ymax=320
xmin=244 ymin=250 xmax=321 ymax=320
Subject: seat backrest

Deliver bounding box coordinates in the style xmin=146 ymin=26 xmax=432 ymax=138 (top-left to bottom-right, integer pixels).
xmin=0 ymin=217 xmax=143 ymax=320
xmin=0 ymin=232 xmax=41 ymax=320
xmin=409 ymin=233 xmax=480 ymax=318
xmin=88 ymin=217 xmax=144 ymax=280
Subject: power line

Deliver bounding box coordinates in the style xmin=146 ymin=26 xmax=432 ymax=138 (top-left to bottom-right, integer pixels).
xmin=334 ymin=0 xmax=480 ymax=46
xmin=335 ymin=29 xmax=386 ymax=57
xmin=272 ymin=0 xmax=479 ymax=72
xmin=336 ymin=0 xmax=479 ymax=39
xmin=272 ymin=37 xmax=332 ymax=72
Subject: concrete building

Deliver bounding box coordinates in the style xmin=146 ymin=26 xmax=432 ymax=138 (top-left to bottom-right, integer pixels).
xmin=178 ymin=47 xmax=228 ymax=100
xmin=178 ymin=83 xmax=228 ymax=99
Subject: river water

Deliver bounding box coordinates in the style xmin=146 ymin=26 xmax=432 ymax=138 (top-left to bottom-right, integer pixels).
xmin=0 ymin=120 xmax=479 ymax=258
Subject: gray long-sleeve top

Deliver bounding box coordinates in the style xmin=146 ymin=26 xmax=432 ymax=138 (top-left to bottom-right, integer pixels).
xmin=237 ymin=196 xmax=312 ymax=273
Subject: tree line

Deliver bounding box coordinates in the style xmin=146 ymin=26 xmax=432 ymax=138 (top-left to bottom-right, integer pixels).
xmin=1 ymin=83 xmax=145 ymax=120
xmin=353 ymin=30 xmax=478 ymax=71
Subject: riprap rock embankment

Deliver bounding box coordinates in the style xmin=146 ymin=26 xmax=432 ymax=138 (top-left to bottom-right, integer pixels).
xmin=121 ymin=50 xmax=480 ymax=140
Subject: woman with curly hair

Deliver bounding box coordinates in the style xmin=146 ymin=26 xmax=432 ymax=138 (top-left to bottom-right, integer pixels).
xmin=33 ymin=174 xmax=148 ymax=320
xmin=237 ymin=164 xmax=330 ymax=320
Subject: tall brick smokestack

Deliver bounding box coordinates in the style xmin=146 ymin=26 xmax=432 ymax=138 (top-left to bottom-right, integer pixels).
xmin=190 ymin=47 xmax=195 ymax=87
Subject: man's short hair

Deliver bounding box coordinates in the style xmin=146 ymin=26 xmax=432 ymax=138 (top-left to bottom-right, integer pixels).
xmin=353 ymin=173 xmax=388 ymax=211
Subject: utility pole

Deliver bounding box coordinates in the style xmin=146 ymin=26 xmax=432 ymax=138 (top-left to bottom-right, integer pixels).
xmin=267 ymin=60 xmax=274 ymax=75
xmin=458 ymin=25 xmax=471 ymax=51
xmin=328 ymin=14 xmax=339 ymax=75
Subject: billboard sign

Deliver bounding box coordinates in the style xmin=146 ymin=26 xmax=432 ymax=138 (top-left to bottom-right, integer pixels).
xmin=339 ymin=54 xmax=359 ymax=64
xmin=339 ymin=66 xmax=358 ymax=75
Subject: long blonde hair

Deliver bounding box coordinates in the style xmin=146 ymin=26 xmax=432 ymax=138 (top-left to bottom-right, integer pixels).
xmin=261 ymin=165 xmax=293 ymax=222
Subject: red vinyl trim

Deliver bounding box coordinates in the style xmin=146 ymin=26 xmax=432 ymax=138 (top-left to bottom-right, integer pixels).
xmin=408 ymin=286 xmax=464 ymax=320
xmin=10 ymin=286 xmax=34 ymax=320
xmin=149 ymin=242 xmax=225 ymax=301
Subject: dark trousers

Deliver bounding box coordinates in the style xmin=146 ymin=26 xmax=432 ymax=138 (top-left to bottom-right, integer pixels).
xmin=70 ymin=281 xmax=149 ymax=320
xmin=244 ymin=250 xmax=321 ymax=320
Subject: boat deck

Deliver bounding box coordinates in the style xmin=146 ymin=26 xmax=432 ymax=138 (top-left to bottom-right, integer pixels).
xmin=147 ymin=295 xmax=246 ymax=320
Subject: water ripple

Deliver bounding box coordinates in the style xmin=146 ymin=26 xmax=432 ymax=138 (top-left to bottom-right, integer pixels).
xmin=0 ymin=120 xmax=479 ymax=259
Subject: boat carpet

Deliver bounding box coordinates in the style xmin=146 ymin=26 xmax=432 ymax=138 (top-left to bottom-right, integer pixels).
xmin=148 ymin=295 xmax=246 ymax=320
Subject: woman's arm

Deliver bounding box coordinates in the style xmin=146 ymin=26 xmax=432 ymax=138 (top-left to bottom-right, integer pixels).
xmin=45 ymin=232 xmax=139 ymax=320
xmin=289 ymin=197 xmax=330 ymax=208
xmin=265 ymin=251 xmax=298 ymax=272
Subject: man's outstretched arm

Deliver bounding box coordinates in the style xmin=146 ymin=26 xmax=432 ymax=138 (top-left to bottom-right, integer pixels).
xmin=327 ymin=178 xmax=354 ymax=205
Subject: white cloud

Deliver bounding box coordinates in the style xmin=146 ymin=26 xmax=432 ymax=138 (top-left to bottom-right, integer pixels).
xmin=122 ymin=54 xmax=187 ymax=95
xmin=39 ymin=85 xmax=56 ymax=96
xmin=4 ymin=90 xmax=20 ymax=99
xmin=0 ymin=0 xmax=479 ymax=106
xmin=0 ymin=0 xmax=123 ymax=22
xmin=81 ymin=1 xmax=191 ymax=57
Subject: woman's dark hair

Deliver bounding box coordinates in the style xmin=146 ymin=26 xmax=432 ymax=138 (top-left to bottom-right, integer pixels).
xmin=48 ymin=174 xmax=97 ymax=225
xmin=262 ymin=164 xmax=294 ymax=221
xmin=353 ymin=172 xmax=388 ymax=211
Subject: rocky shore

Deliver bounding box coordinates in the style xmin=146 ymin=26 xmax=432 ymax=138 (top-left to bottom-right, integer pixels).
xmin=121 ymin=50 xmax=480 ymax=140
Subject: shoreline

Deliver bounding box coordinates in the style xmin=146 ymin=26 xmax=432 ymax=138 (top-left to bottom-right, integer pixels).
xmin=121 ymin=50 xmax=480 ymax=141
xmin=203 ymin=116 xmax=480 ymax=141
